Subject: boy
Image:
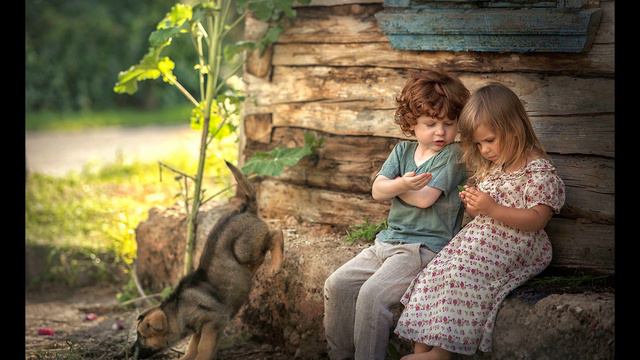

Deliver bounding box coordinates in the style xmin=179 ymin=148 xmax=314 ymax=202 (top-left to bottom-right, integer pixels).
xmin=323 ymin=70 xmax=470 ymax=360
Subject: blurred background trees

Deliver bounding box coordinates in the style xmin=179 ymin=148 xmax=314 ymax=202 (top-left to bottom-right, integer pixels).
xmin=26 ymin=0 xmax=206 ymax=113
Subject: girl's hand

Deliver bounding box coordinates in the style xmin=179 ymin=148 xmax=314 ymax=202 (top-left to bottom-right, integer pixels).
xmin=401 ymin=171 xmax=432 ymax=191
xmin=460 ymin=186 xmax=496 ymax=216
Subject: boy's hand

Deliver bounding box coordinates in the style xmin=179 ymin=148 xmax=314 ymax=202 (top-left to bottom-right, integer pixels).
xmin=401 ymin=171 xmax=432 ymax=191
xmin=460 ymin=186 xmax=496 ymax=216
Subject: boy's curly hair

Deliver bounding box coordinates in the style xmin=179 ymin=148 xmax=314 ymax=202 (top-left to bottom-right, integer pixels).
xmin=395 ymin=70 xmax=470 ymax=137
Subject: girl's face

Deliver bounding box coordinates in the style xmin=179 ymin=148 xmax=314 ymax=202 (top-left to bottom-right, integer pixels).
xmin=473 ymin=123 xmax=502 ymax=163
xmin=411 ymin=115 xmax=458 ymax=153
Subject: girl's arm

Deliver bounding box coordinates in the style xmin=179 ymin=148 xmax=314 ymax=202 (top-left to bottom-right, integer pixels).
xmin=398 ymin=186 xmax=443 ymax=209
xmin=372 ymin=172 xmax=432 ymax=201
xmin=463 ymin=187 xmax=553 ymax=231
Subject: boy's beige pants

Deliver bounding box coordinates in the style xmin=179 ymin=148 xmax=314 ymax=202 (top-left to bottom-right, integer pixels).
xmin=323 ymin=239 xmax=437 ymax=360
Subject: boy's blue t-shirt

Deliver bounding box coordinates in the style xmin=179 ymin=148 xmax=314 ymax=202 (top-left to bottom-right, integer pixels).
xmin=375 ymin=141 xmax=467 ymax=253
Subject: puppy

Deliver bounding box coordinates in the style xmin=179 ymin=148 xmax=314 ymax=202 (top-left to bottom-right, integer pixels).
xmin=130 ymin=160 xmax=284 ymax=359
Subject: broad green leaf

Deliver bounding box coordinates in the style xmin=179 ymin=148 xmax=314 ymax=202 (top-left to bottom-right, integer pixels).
xmin=157 ymin=3 xmax=192 ymax=30
xmin=149 ymin=27 xmax=185 ymax=47
xmin=250 ymin=0 xmax=275 ymax=21
xmin=242 ymin=147 xmax=312 ymax=177
xmin=258 ymin=25 xmax=283 ymax=53
xmin=236 ymin=0 xmax=248 ymax=13
xmin=157 ymin=57 xmax=177 ymax=83
xmin=224 ymin=41 xmax=256 ymax=62
xmin=241 ymin=132 xmax=322 ymax=177
xmin=149 ymin=4 xmax=193 ymax=47
xmin=275 ymin=0 xmax=296 ymax=18
xmin=114 ymin=43 xmax=173 ymax=94
xmin=303 ymin=132 xmax=324 ymax=152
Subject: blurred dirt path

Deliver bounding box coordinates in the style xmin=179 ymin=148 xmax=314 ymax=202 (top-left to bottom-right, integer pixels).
xmin=26 ymin=125 xmax=201 ymax=176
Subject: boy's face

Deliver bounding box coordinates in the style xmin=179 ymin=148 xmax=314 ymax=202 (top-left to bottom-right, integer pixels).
xmin=411 ymin=115 xmax=458 ymax=152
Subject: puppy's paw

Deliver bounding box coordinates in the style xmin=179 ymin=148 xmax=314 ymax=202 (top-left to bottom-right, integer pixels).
xmin=265 ymin=229 xmax=284 ymax=276
xmin=265 ymin=261 xmax=282 ymax=276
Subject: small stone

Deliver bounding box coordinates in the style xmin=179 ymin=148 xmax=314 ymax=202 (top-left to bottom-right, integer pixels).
xmin=38 ymin=327 xmax=54 ymax=336
xmin=112 ymin=318 xmax=125 ymax=330
xmin=84 ymin=313 xmax=98 ymax=321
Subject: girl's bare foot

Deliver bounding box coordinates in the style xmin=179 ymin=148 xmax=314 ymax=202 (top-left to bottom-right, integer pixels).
xmin=414 ymin=342 xmax=433 ymax=353
xmin=400 ymin=346 xmax=451 ymax=360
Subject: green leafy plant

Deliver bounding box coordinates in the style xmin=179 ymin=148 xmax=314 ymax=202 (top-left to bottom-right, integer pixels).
xmin=243 ymin=132 xmax=323 ymax=176
xmin=345 ymin=219 xmax=388 ymax=245
xmin=114 ymin=0 xmax=314 ymax=276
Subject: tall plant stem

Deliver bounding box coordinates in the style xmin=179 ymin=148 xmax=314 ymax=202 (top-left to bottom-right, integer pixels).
xmin=183 ymin=7 xmax=223 ymax=276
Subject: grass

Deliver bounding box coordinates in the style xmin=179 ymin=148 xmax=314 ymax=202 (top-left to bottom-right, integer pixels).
xmin=26 ymin=134 xmax=238 ymax=287
xmin=344 ymin=219 xmax=387 ymax=244
xmin=25 ymin=104 xmax=193 ymax=131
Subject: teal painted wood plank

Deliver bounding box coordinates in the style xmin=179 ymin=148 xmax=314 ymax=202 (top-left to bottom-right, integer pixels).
xmin=386 ymin=34 xmax=590 ymax=52
xmin=375 ymin=8 xmax=602 ymax=35
xmin=384 ymin=0 xmax=410 ymax=6
xmin=384 ymin=1 xmax=570 ymax=9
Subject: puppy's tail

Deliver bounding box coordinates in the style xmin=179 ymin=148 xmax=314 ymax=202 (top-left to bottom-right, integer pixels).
xmin=225 ymin=160 xmax=257 ymax=213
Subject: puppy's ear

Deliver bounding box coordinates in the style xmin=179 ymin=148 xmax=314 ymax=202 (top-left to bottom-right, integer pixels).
xmin=136 ymin=306 xmax=156 ymax=322
xmin=225 ymin=160 xmax=255 ymax=203
xmin=138 ymin=309 xmax=167 ymax=336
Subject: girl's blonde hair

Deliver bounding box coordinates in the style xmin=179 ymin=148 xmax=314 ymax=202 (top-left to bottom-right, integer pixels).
xmin=458 ymin=82 xmax=547 ymax=181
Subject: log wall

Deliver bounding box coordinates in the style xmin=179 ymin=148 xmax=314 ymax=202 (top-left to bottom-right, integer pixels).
xmin=241 ymin=0 xmax=614 ymax=273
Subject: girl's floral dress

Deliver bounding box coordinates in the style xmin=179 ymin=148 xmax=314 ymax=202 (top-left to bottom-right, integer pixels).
xmin=394 ymin=158 xmax=565 ymax=355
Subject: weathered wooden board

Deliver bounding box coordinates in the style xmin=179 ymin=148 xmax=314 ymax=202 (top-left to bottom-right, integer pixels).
xmin=545 ymin=218 xmax=614 ymax=273
xmin=273 ymin=42 xmax=613 ymax=76
xmin=275 ymin=1 xmax=613 ymax=74
xmin=530 ymin=114 xmax=614 ymax=158
xmin=278 ymin=14 xmax=387 ymax=43
xmin=246 ymin=130 xmax=397 ymax=193
xmin=244 ymin=14 xmax=272 ymax=78
xmin=244 ymin=102 xmax=612 ymax=157
xmin=280 ymin=1 xmax=613 ymax=44
xmin=594 ymin=1 xmax=614 ymax=44
xmin=550 ymin=155 xmax=614 ymax=223
xmin=256 ymin=179 xmax=613 ymax=272
xmin=257 ymin=178 xmax=390 ymax=225
xmin=244 ymin=128 xmax=614 ymax=222
xmin=245 ymin=67 xmax=615 ymax=116
xmin=245 ymin=113 xmax=273 ymax=144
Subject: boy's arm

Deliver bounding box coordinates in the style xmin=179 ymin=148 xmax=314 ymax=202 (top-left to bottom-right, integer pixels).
xmin=398 ymin=186 xmax=443 ymax=209
xmin=372 ymin=172 xmax=432 ymax=201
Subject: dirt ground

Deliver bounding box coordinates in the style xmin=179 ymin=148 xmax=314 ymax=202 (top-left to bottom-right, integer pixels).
xmin=25 ymin=218 xmax=613 ymax=360
xmin=25 ymin=282 xmax=293 ymax=359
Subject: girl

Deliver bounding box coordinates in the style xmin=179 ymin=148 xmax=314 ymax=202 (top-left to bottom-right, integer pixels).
xmin=393 ymin=82 xmax=565 ymax=360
